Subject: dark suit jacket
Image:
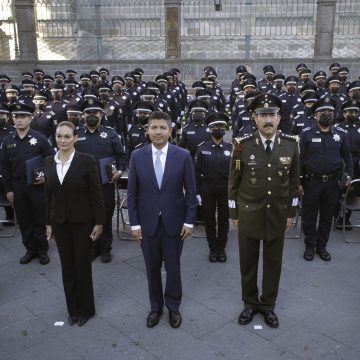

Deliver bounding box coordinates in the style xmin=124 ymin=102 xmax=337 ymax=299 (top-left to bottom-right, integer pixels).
xmin=127 ymin=143 xmax=197 ymax=237
xmin=44 ymin=151 xmax=105 ymax=226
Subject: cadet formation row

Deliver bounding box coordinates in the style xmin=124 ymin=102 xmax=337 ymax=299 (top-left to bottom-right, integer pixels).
xmin=0 ymin=62 xmax=358 ymax=329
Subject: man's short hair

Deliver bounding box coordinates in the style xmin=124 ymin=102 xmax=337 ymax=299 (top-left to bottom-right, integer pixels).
xmin=148 ymin=111 xmax=172 ymax=128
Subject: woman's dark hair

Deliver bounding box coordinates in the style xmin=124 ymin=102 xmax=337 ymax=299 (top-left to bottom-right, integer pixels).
xmin=148 ymin=111 xmax=172 ymax=128
xmin=56 ymin=121 xmax=76 ymax=136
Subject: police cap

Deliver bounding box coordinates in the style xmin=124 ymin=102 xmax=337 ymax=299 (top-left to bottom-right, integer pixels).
xmin=284 ymin=75 xmax=298 ymax=85
xmin=299 ymin=83 xmax=318 ymax=95
xmin=133 ymin=100 xmax=155 ymax=113
xmin=196 ymin=89 xmax=212 ymax=99
xmin=22 ymin=71 xmax=33 ymax=79
xmin=249 ymin=93 xmax=282 ymax=114
xmin=311 ymin=97 xmax=336 ymax=113
xmin=296 ymin=63 xmax=307 ymax=72
xmin=80 ymin=73 xmax=91 ymax=81
xmin=188 ymin=99 xmax=208 ymax=112
xmin=33 ymin=90 xmax=49 ymax=101
xmin=33 ymin=68 xmax=45 ymax=75
xmin=155 ymin=74 xmax=168 ymax=83
xmin=97 ymin=82 xmax=112 ymax=91
xmin=338 ymin=67 xmax=349 ymax=75
xmin=89 ymin=70 xmax=99 ymax=77
xmin=54 ymin=71 xmax=66 ymax=79
xmin=201 ymin=77 xmax=215 ymax=85
xmin=22 ymin=79 xmax=35 ymax=87
xmin=82 ymin=88 xmax=99 ymax=99
xmin=301 ymin=92 xmax=319 ymax=104
xmin=192 ymin=81 xmax=206 ymax=90
xmin=236 ymin=65 xmax=247 ymax=74
xmin=124 ymin=72 xmax=135 ymax=81
xmin=341 ymin=99 xmax=360 ymax=112
xmin=273 ymin=74 xmax=285 ymax=82
xmin=329 ymin=63 xmax=340 ymax=71
xmin=80 ymin=98 xmax=104 ymax=112
xmin=43 ymin=75 xmax=54 ymax=82
xmin=66 ymin=103 xmax=82 ymax=114
xmin=263 ymin=65 xmax=275 ymax=74
xmin=242 ymin=73 xmax=257 ymax=82
xmin=64 ymin=79 xmax=77 ymax=86
xmin=0 ymin=103 xmax=10 ymax=114
xmin=300 ymin=68 xmax=311 ymax=76
xmin=111 ymin=75 xmax=125 ymax=85
xmin=5 ymin=84 xmax=19 ymax=93
xmin=244 ymin=90 xmax=262 ymax=103
xmin=99 ymin=67 xmax=110 ymax=75
xmin=205 ymin=68 xmax=217 ymax=79
xmin=163 ymin=71 xmax=174 ymax=79
xmin=241 ymin=78 xmax=257 ymax=90
xmin=134 ymin=68 xmax=144 ymax=75
xmin=347 ymin=80 xmax=360 ymax=93
xmin=66 ymin=69 xmax=77 ymax=75
xmin=9 ymin=102 xmax=34 ymax=115
xmin=313 ymin=71 xmax=326 ymax=81
xmin=140 ymin=88 xmax=157 ymax=98
xmin=325 ymin=75 xmax=341 ymax=86
xmin=206 ymin=112 xmax=228 ymax=127
xmin=0 ymin=74 xmax=11 ymax=82
xmin=50 ymin=84 xmax=64 ymax=91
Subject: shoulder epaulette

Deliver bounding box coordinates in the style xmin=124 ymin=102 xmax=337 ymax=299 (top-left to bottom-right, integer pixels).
xmin=302 ymin=126 xmax=312 ymax=132
xmin=104 ymin=126 xmax=113 ymax=129
xmin=182 ymin=123 xmax=190 ymax=129
xmin=279 ymin=132 xmax=298 ymax=142
xmin=335 ymin=126 xmax=347 ymax=134
xmin=234 ymin=133 xmax=255 ymax=144
xmin=197 ymin=141 xmax=206 ymax=147
xmin=134 ymin=142 xmax=143 ymax=149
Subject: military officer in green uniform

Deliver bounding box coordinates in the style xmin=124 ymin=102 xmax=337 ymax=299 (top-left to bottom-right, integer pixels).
xmin=228 ymin=93 xmax=300 ymax=328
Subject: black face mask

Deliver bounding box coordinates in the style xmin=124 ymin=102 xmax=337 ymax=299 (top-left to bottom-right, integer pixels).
xmin=330 ymin=87 xmax=339 ymax=94
xmin=52 ymin=93 xmax=62 ymax=101
xmin=287 ymin=86 xmax=296 ymax=95
xmin=100 ymin=94 xmax=109 ymax=102
xmin=351 ymin=91 xmax=360 ymax=100
xmin=192 ymin=113 xmax=205 ymax=123
xmin=346 ymin=115 xmax=358 ymax=124
xmin=86 ymin=115 xmax=100 ymax=128
xmin=212 ymin=128 xmax=225 ymax=139
xmin=0 ymin=118 xmax=7 ymax=127
xmin=275 ymin=83 xmax=283 ymax=90
xmin=35 ymin=103 xmax=45 ymax=111
xmin=67 ymin=86 xmax=76 ymax=95
xmin=7 ymin=96 xmax=17 ymax=103
xmin=317 ymin=79 xmax=325 ymax=87
xmin=318 ymin=113 xmax=333 ymax=127
xmin=265 ymin=74 xmax=273 ymax=82
xmin=140 ymin=118 xmax=148 ymax=126
xmin=24 ymin=89 xmax=32 ymax=96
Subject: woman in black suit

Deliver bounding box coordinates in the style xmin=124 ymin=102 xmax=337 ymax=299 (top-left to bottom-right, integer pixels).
xmin=45 ymin=121 xmax=105 ymax=327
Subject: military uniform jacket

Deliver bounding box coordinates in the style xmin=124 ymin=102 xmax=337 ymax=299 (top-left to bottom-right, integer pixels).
xmin=228 ymin=131 xmax=300 ymax=241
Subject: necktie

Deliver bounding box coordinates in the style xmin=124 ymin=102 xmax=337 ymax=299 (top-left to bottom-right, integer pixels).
xmin=154 ymin=150 xmax=163 ymax=187
xmin=265 ymin=140 xmax=272 ymax=156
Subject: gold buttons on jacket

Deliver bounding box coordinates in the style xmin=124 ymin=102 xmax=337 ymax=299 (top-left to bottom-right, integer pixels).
xmin=268 ymin=191 xmax=272 ymax=195
xmin=267 ymin=204 xmax=271 ymax=208
xmin=268 ymin=177 xmax=271 ymax=181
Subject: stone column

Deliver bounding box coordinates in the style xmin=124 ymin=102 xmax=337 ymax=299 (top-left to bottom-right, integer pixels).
xmin=14 ymin=0 xmax=37 ymax=61
xmin=314 ymin=0 xmax=337 ymax=57
xmin=164 ymin=0 xmax=181 ymax=59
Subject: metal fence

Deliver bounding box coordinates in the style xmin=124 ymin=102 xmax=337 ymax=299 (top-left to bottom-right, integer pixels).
xmin=0 ymin=0 xmax=18 ymax=60
xmin=35 ymin=0 xmax=165 ymax=60
xmin=181 ymin=0 xmax=317 ymax=59
xmin=333 ymin=0 xmax=360 ymax=57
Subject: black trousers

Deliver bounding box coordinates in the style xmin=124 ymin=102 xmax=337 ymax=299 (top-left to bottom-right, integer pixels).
xmin=302 ymin=178 xmax=340 ymax=250
xmin=93 ymin=183 xmax=115 ymax=253
xmin=13 ymin=180 xmax=48 ymax=254
xmin=201 ymin=183 xmax=229 ymax=252
xmin=53 ymin=221 xmax=95 ymax=318
xmin=238 ymin=234 xmax=284 ymax=312
xmin=141 ymin=217 xmax=184 ymax=313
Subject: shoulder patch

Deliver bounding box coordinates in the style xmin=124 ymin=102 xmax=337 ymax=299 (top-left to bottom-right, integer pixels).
xmin=279 ymin=132 xmax=298 ymax=142
xmin=335 ymin=126 xmax=347 ymax=134
xmin=197 ymin=141 xmax=206 ymax=147
xmin=302 ymin=126 xmax=312 ymax=132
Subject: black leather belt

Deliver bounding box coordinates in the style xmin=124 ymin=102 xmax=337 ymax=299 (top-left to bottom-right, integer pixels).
xmin=305 ymin=171 xmax=338 ymax=183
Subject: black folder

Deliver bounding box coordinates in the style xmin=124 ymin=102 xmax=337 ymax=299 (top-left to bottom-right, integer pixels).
xmin=25 ymin=155 xmax=44 ymax=185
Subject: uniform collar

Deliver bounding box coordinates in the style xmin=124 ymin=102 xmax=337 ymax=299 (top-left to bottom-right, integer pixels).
xmin=211 ymin=139 xmax=224 ymax=148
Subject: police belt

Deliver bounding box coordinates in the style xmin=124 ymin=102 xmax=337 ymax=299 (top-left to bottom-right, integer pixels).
xmin=304 ymin=171 xmax=339 ymax=183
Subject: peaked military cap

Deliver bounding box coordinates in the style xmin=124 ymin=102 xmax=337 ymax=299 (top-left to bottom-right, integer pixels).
xmin=169 ymin=68 xmax=180 ymax=74
xmin=80 ymin=73 xmax=91 ymax=81
xmin=66 ymin=69 xmax=77 ymax=74
xmin=99 ymin=67 xmax=109 ymax=75
xmin=97 ymin=82 xmax=112 ymax=91
xmin=111 ymin=75 xmax=125 ymax=85
xmin=82 ymin=88 xmax=99 ymax=99
xmin=146 ymin=81 xmax=160 ymax=91
xmin=300 ymin=68 xmax=311 ymax=76
xmin=0 ymin=74 xmax=11 ymax=82
xmin=244 ymin=90 xmax=262 ymax=102
xmin=133 ymin=100 xmax=155 ymax=113
xmin=163 ymin=71 xmax=174 ymax=79
xmin=347 ymin=80 xmax=360 ymax=93
xmin=9 ymin=102 xmax=34 ymax=115
xmin=263 ymin=65 xmax=275 ymax=74
xmin=242 ymin=79 xmax=257 ymax=89
xmin=250 ymin=93 xmax=282 ymax=114
xmin=273 ymin=74 xmax=285 ymax=82
xmin=205 ymin=68 xmax=217 ymax=78
xmin=43 ymin=75 xmax=54 ymax=82
xmin=34 ymin=68 xmax=45 ymax=75
xmin=242 ymin=73 xmax=257 ymax=82
xmin=201 ymin=77 xmax=215 ymax=84
xmin=132 ymin=70 xmax=142 ymax=78
xmin=124 ymin=72 xmax=135 ymax=81
xmin=64 ymin=79 xmax=77 ymax=86
xmin=296 ymin=63 xmax=307 ymax=72
xmin=155 ymin=74 xmax=168 ymax=83
xmin=66 ymin=103 xmax=82 ymax=114
xmin=5 ymin=84 xmax=19 ymax=93
xmin=325 ymin=75 xmax=341 ymax=86
xmin=33 ymin=90 xmax=49 ymax=100
xmin=188 ymin=99 xmax=208 ymax=112
xmin=54 ymin=71 xmax=66 ymax=79
xmin=22 ymin=71 xmax=33 ymax=79
xmin=196 ymin=89 xmax=212 ymax=98
xmin=50 ymin=83 xmax=64 ymax=91
xmin=301 ymin=92 xmax=319 ymax=104
xmin=299 ymin=83 xmax=318 ymax=94
xmin=21 ymin=79 xmax=35 ymax=87
xmin=204 ymin=66 xmax=216 ymax=74
xmin=89 ymin=70 xmax=99 ymax=77
xmin=236 ymin=65 xmax=247 ymax=74
xmin=284 ymin=75 xmax=298 ymax=85
xmin=192 ymin=81 xmax=206 ymax=90
xmin=329 ymin=63 xmax=340 ymax=70
xmin=206 ymin=112 xmax=228 ymax=127
xmin=0 ymin=103 xmax=10 ymax=114
xmin=313 ymin=71 xmax=327 ymax=80
xmin=311 ymin=97 xmax=336 ymax=113
xmin=80 ymin=98 xmax=104 ymax=112
xmin=338 ymin=67 xmax=349 ymax=75
xmin=140 ymin=88 xmax=157 ymax=98
xmin=134 ymin=68 xmax=144 ymax=75
xmin=341 ymin=99 xmax=360 ymax=112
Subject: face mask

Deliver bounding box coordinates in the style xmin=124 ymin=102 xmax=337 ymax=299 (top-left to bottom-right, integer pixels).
xmin=346 ymin=115 xmax=358 ymax=124
xmin=351 ymin=91 xmax=360 ymax=100
xmin=159 ymin=83 xmax=166 ymax=91
xmin=265 ymin=74 xmax=273 ymax=82
xmin=140 ymin=118 xmax=148 ymax=126
xmin=100 ymin=93 xmax=109 ymax=101
xmin=317 ymin=79 xmax=325 ymax=87
xmin=318 ymin=113 xmax=333 ymax=127
xmin=85 ymin=115 xmax=100 ymax=128
xmin=192 ymin=113 xmax=205 ymax=123
xmin=52 ymin=92 xmax=61 ymax=100
xmin=67 ymin=86 xmax=75 ymax=94
xmin=0 ymin=118 xmax=7 ymax=127
xmin=275 ymin=82 xmax=283 ymax=90
xmin=24 ymin=89 xmax=32 ymax=96
xmin=35 ymin=103 xmax=45 ymax=111
xmin=287 ymin=86 xmax=296 ymax=94
xmin=56 ymin=79 xmax=63 ymax=85
xmin=69 ymin=117 xmax=80 ymax=126
xmin=330 ymin=86 xmax=339 ymax=94
xmin=7 ymin=96 xmax=17 ymax=103
xmin=212 ymin=128 xmax=225 ymax=139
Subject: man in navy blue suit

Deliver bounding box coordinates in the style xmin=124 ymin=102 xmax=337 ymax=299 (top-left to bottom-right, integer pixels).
xmin=127 ymin=111 xmax=197 ymax=329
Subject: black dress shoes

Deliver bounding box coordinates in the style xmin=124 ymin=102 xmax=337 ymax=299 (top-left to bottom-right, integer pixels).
xmin=209 ymin=250 xmax=217 ymax=263
xmin=19 ymin=252 xmax=37 ymax=264
xmin=78 ymin=317 xmax=89 ymax=327
xmin=146 ymin=311 xmax=162 ymax=328
xmin=316 ymin=248 xmax=331 ymax=261
xmin=238 ymin=309 xmax=257 ymax=325
xmin=38 ymin=253 xmax=50 ymax=265
xmin=169 ymin=310 xmax=182 ymax=328
xmin=68 ymin=316 xmax=78 ymax=326
xmin=303 ymin=248 xmax=314 ymax=261
xmin=217 ymin=250 xmax=227 ymax=263
xmin=263 ymin=310 xmax=279 ymax=328
xmin=101 ymin=251 xmax=112 ymax=263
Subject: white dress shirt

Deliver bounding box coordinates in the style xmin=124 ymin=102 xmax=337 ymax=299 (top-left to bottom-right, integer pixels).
xmin=54 ymin=150 xmax=75 ymax=185
xmin=259 ymin=133 xmax=276 ymax=151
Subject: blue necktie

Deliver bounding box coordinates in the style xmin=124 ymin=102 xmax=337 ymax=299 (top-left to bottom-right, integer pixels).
xmin=154 ymin=150 xmax=163 ymax=188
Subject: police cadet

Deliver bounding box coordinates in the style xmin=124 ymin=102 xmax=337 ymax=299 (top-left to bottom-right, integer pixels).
xmin=335 ymin=99 xmax=360 ymax=229
xmin=4 ymin=85 xmax=20 ymax=108
xmin=296 ymin=63 xmax=308 ymax=79
xmin=78 ymin=73 xmax=92 ymax=95
xmin=89 ymin=70 xmax=100 ymax=88
xmin=313 ymin=70 xmax=327 ymax=97
xmin=258 ymin=65 xmax=275 ymax=93
xmin=63 ymin=79 xmax=82 ymax=105
xmin=19 ymin=79 xmax=35 ymax=107
xmin=66 ymin=69 xmax=78 ymax=84
xmin=347 ymin=80 xmax=360 ymax=101
xmin=329 ymin=62 xmax=340 ymax=76
xmin=42 ymin=75 xmax=54 ymax=99
xmin=228 ymin=93 xmax=299 ymax=329
xmin=338 ymin=67 xmax=350 ymax=95
xmin=0 ymin=74 xmax=11 ymax=102
xmin=0 ymin=103 xmax=15 ymax=225
xmin=324 ymin=76 xmax=346 ymax=122
xmin=297 ymin=68 xmax=313 ymax=91
xmin=75 ymin=98 xmax=126 ymax=263
xmin=194 ymin=112 xmax=232 ymax=263
xmin=65 ymin=103 xmax=84 ymax=129
xmin=99 ymin=67 xmax=111 ymax=86
xmin=33 ymin=69 xmax=45 ymax=90
xmin=45 ymin=84 xmax=69 ymax=124
xmin=2 ymin=103 xmax=55 ymax=264
xmin=230 ymin=65 xmax=248 ymax=110
xmin=290 ymin=92 xmax=318 ymax=135
xmin=178 ymin=99 xmax=212 ymax=161
xmin=54 ymin=71 xmax=66 ymax=86
xmin=300 ymin=97 xmax=353 ymax=262
xmin=270 ymin=74 xmax=286 ymax=97
xmin=127 ymin=100 xmax=154 ymax=163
